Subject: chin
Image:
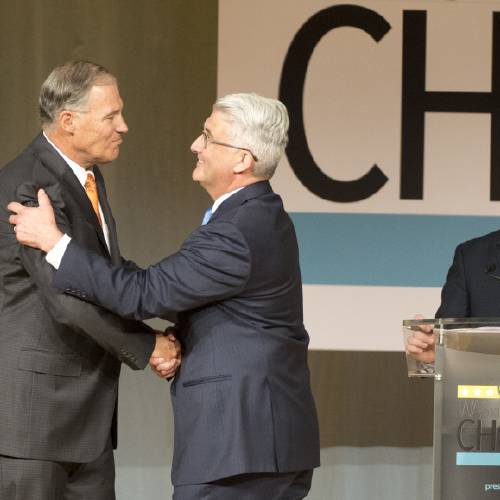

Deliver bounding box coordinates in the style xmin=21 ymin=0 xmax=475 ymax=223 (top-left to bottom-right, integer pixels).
xmin=103 ymin=150 xmax=120 ymax=163
xmin=192 ymin=168 xmax=203 ymax=182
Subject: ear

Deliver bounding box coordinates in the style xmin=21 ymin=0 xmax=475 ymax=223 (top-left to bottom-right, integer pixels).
xmin=233 ymin=152 xmax=253 ymax=175
xmin=58 ymin=110 xmax=77 ymax=133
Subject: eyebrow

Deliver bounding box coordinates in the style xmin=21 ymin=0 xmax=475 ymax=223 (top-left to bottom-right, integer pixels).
xmin=104 ymin=107 xmax=123 ymax=118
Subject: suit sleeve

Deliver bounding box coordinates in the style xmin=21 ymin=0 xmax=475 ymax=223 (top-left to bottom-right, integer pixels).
xmin=53 ymin=220 xmax=252 ymax=321
xmin=435 ymin=244 xmax=470 ymax=318
xmin=0 ymin=187 xmax=155 ymax=370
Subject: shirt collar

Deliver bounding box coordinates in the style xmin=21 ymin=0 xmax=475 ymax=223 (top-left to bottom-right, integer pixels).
xmin=211 ymin=187 xmax=244 ymax=214
xmin=43 ymin=131 xmax=93 ymax=187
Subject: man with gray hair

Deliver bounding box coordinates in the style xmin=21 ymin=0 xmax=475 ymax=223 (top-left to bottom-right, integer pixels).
xmin=10 ymin=92 xmax=320 ymax=499
xmin=0 ymin=61 xmax=179 ymax=499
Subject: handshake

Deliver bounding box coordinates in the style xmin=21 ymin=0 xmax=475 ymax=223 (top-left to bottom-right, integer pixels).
xmin=149 ymin=327 xmax=182 ymax=379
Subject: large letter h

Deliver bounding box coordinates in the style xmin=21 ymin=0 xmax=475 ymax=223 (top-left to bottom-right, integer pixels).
xmin=401 ymin=10 xmax=500 ymax=200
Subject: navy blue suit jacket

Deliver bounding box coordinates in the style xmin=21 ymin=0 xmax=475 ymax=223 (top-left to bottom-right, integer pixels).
xmin=436 ymin=230 xmax=500 ymax=317
xmin=53 ymin=180 xmax=320 ymax=485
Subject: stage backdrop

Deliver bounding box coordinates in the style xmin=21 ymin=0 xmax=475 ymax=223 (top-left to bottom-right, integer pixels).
xmin=2 ymin=1 xmax=498 ymax=499
xmin=219 ymin=0 xmax=500 ymax=350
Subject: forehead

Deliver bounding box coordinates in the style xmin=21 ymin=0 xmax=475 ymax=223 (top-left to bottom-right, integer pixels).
xmin=204 ymin=110 xmax=232 ymax=137
xmin=85 ymin=83 xmax=123 ymax=112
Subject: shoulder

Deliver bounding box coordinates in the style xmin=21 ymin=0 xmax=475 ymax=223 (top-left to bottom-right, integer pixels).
xmin=185 ymin=219 xmax=249 ymax=250
xmin=226 ymin=189 xmax=287 ymax=223
xmin=0 ymin=136 xmax=62 ymax=204
xmin=0 ymin=143 xmax=39 ymax=197
xmin=235 ymin=191 xmax=292 ymax=237
xmin=447 ymin=231 xmax=500 ymax=274
xmin=458 ymin=230 xmax=500 ymax=254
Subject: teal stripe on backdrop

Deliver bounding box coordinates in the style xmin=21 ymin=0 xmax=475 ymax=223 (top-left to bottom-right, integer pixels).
xmin=456 ymin=452 xmax=500 ymax=466
xmin=290 ymin=213 xmax=500 ymax=287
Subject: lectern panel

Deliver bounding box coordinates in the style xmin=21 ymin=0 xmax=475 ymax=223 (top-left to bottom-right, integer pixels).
xmin=403 ymin=318 xmax=500 ymax=500
xmin=436 ymin=347 xmax=500 ymax=499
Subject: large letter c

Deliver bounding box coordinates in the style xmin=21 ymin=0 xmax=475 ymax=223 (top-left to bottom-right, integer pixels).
xmin=279 ymin=4 xmax=391 ymax=202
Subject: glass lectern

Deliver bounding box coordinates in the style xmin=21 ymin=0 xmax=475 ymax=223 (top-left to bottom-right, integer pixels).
xmin=403 ymin=318 xmax=500 ymax=500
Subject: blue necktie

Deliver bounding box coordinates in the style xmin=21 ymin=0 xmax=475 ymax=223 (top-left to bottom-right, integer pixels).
xmin=201 ymin=208 xmax=212 ymax=225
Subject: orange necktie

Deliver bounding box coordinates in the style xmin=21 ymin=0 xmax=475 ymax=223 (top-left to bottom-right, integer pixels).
xmin=84 ymin=173 xmax=102 ymax=225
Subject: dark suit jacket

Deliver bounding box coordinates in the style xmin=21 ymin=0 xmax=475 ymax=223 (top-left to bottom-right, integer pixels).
xmin=436 ymin=230 xmax=500 ymax=317
xmin=0 ymin=134 xmax=155 ymax=463
xmin=53 ymin=180 xmax=320 ymax=485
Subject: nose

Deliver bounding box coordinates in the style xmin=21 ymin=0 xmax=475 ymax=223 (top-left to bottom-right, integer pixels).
xmin=190 ymin=133 xmax=203 ymax=154
xmin=117 ymin=114 xmax=128 ymax=134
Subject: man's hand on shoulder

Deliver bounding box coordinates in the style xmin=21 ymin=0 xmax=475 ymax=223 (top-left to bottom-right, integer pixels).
xmin=150 ymin=327 xmax=182 ymax=379
xmin=8 ymin=188 xmax=63 ymax=252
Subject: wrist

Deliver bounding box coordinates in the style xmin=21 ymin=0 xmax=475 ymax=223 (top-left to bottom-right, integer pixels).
xmin=43 ymin=230 xmax=64 ymax=253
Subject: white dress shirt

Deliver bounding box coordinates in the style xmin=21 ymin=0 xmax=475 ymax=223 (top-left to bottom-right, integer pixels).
xmin=44 ymin=133 xmax=110 ymax=268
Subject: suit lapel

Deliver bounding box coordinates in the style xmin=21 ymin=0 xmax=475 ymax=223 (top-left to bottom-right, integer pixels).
xmin=94 ymin=167 xmax=121 ymax=264
xmin=31 ymin=134 xmax=110 ymax=254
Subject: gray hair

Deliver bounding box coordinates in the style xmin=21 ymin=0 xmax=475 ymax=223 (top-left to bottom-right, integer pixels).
xmin=39 ymin=61 xmax=115 ymax=128
xmin=213 ymin=93 xmax=289 ymax=179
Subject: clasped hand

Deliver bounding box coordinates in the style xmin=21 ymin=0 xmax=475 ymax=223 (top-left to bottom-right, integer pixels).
xmin=150 ymin=327 xmax=182 ymax=379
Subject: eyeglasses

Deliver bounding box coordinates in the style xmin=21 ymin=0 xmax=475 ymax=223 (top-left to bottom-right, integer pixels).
xmin=200 ymin=130 xmax=258 ymax=162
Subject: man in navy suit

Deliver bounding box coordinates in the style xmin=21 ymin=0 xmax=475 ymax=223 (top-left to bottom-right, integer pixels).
xmin=406 ymin=232 xmax=500 ymax=362
xmin=9 ymin=93 xmax=320 ymax=500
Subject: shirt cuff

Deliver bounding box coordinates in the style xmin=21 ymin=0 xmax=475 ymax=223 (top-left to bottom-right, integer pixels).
xmin=45 ymin=234 xmax=72 ymax=269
